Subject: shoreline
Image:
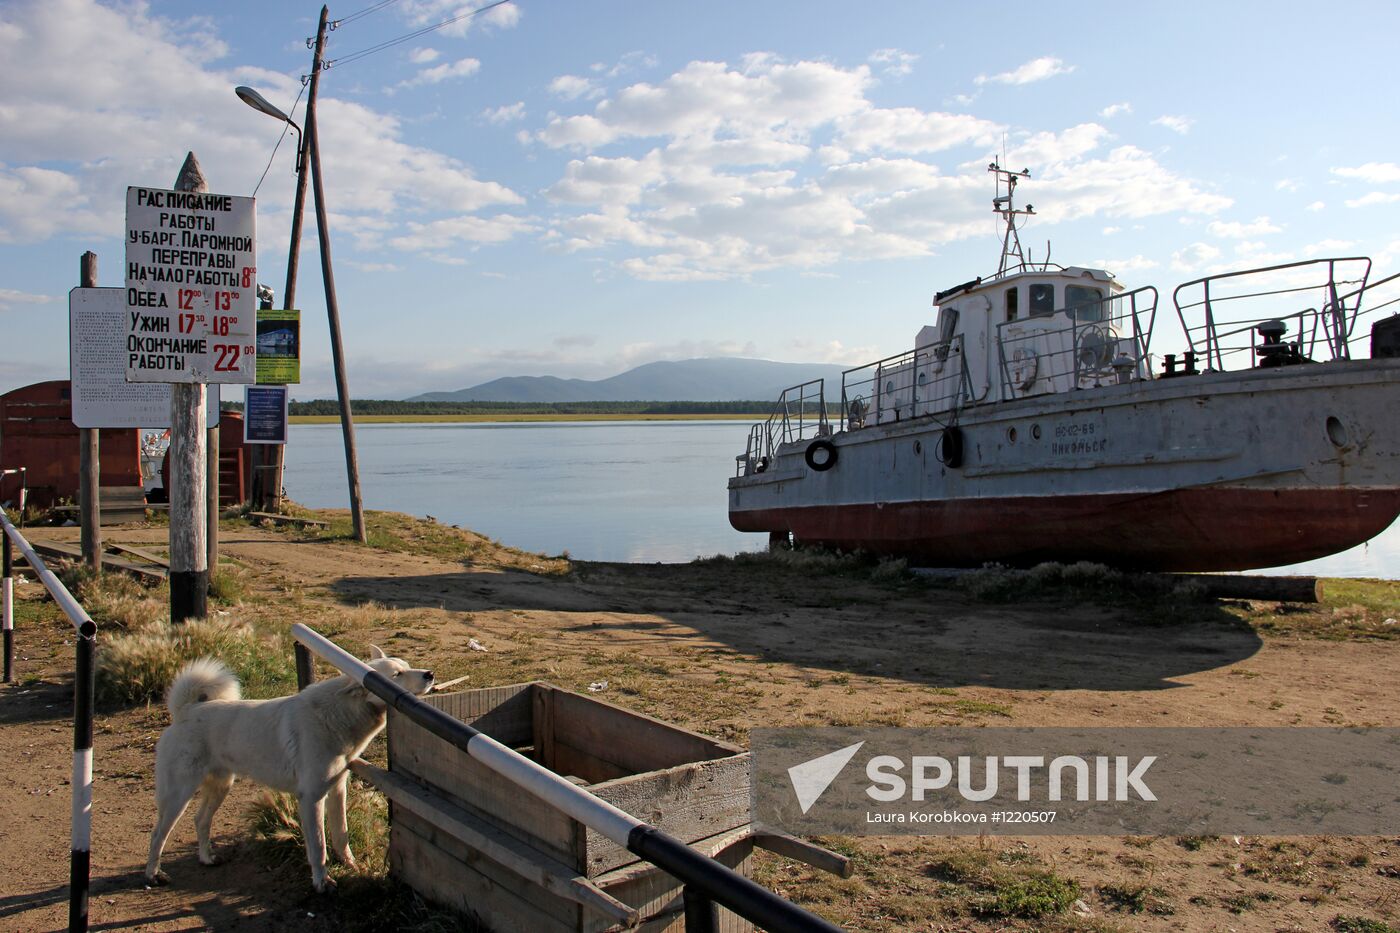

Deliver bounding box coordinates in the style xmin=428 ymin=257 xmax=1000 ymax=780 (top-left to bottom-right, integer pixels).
xmin=289 ymin=412 xmax=770 ymax=424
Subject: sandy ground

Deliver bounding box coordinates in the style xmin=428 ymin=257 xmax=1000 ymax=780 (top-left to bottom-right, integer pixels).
xmin=2 ymin=518 xmax=1398 ymax=932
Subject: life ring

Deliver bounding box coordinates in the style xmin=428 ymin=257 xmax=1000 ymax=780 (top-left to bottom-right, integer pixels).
xmin=938 ymin=426 xmax=964 ymax=468
xmin=805 ymin=439 xmax=838 ymax=472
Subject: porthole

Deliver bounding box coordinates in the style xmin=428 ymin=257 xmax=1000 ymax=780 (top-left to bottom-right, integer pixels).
xmin=885 ymin=380 xmax=895 ymax=393
xmin=1325 ymin=416 xmax=1350 ymax=448
xmin=913 ymin=440 xmax=922 ymax=454
xmin=1031 ymin=423 xmax=1042 ymax=440
xmin=1007 ymin=426 xmax=1017 ymax=443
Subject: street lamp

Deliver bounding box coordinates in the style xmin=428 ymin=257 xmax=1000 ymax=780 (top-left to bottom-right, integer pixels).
xmin=235 ymin=86 xmax=303 ymax=173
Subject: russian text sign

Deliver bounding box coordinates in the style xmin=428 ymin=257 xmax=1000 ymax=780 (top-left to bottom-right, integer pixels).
xmin=244 ymin=385 xmax=289 ymax=445
xmin=125 ymin=186 xmax=256 ymax=384
xmin=70 ymin=287 xmax=220 ymax=428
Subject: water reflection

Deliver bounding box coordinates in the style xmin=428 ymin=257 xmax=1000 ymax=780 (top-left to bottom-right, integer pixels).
xmin=284 ymin=422 xmax=1398 ymax=577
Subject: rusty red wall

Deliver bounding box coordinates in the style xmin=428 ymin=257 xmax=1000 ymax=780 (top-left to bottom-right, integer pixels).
xmin=0 ymin=381 xmax=141 ymax=509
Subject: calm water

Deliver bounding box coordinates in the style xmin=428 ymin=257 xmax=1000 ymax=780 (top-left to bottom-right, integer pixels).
xmin=284 ymin=421 xmax=1400 ymax=576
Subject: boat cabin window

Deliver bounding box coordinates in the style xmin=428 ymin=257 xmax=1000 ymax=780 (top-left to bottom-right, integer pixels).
xmin=1066 ymin=285 xmax=1105 ymax=321
xmin=1004 ymin=287 xmax=1018 ymax=321
xmin=1029 ymin=283 xmax=1055 ymax=317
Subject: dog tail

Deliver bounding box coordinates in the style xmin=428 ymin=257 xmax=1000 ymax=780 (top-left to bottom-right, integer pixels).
xmin=166 ymin=658 xmax=240 ymax=721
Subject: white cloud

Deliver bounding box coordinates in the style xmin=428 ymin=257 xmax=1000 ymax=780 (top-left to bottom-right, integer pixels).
xmin=1099 ymin=102 xmax=1132 ymax=118
xmin=0 ymin=0 xmax=527 ymax=264
xmin=1275 ymin=178 xmax=1299 ymax=192
xmin=1093 ymin=255 xmax=1158 ymax=273
xmin=1206 ymin=216 xmax=1281 ymax=238
xmin=1344 ymin=191 xmax=1400 ymax=208
xmin=591 ymin=51 xmax=658 ymax=79
xmin=400 ymin=0 xmax=522 ymax=38
xmin=1152 ymin=115 xmax=1194 ymax=134
xmin=408 ymin=47 xmax=441 ymax=64
xmin=975 ymin=56 xmax=1075 ymax=86
xmin=549 ymin=75 xmax=601 ymax=101
xmin=483 ymin=102 xmax=526 ymax=123
xmin=1171 ymin=242 xmax=1222 ymax=272
xmin=0 ymin=287 xmax=55 ymax=312
xmin=345 ymin=261 xmax=402 ymax=273
xmin=789 ymin=338 xmax=877 ymax=363
xmin=1302 ymin=238 xmax=1355 ymax=255
xmin=388 ymin=214 xmax=538 ymax=251
xmin=869 ymin=48 xmax=917 ymax=77
xmin=399 ymin=57 xmax=481 ymax=88
xmin=1306 ymin=200 xmax=1326 ymax=212
xmin=1331 ymin=162 xmax=1400 ymax=184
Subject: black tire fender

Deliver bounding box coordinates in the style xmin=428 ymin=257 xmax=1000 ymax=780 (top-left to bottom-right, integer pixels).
xmin=938 ymin=426 xmax=964 ymax=468
xmin=804 ymin=439 xmax=838 ymax=472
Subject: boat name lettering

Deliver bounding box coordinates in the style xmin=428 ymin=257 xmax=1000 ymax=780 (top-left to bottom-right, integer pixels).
xmin=1051 ymin=438 xmax=1109 ymax=456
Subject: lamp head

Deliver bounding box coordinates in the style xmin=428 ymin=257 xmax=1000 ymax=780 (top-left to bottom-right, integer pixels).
xmin=235 ymin=86 xmax=293 ymax=124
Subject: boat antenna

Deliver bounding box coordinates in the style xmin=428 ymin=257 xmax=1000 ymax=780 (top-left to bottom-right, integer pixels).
xmin=989 ymin=161 xmax=1034 ymax=275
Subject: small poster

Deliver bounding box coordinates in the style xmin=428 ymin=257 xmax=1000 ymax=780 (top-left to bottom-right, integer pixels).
xmin=244 ymin=385 xmax=288 ymax=445
xmin=256 ymin=308 xmax=300 ymax=384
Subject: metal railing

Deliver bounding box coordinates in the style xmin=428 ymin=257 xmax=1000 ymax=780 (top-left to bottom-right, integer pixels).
xmin=290 ymin=625 xmax=842 ymax=933
xmin=1172 ymin=257 xmax=1372 ymax=371
xmin=738 ymin=379 xmax=830 ymax=476
xmin=1329 ymin=269 xmax=1400 ymax=359
xmin=996 ymin=286 xmax=1158 ymax=399
xmin=840 ymin=336 xmax=970 ymax=428
xmin=2 ymin=511 xmax=97 ymax=933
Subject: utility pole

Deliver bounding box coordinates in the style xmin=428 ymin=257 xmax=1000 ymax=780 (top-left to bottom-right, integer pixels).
xmin=78 ymin=253 xmax=101 ymax=572
xmin=169 ymin=153 xmax=209 ymax=623
xmin=306 ymin=4 xmax=367 ymax=542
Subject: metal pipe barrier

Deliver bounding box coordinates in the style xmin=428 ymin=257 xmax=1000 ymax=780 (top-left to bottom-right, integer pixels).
xmin=290 ymin=623 xmax=843 ymax=933
xmin=1 ymin=467 xmax=27 ymax=527
xmin=1 ymin=511 xmax=96 ymax=933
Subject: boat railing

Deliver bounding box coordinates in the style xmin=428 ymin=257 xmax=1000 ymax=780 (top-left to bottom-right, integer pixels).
xmin=737 ymin=379 xmax=829 ymax=475
xmin=1172 ymin=257 xmax=1372 ymax=370
xmin=1329 ymin=269 xmax=1400 ymax=359
xmin=840 ymin=336 xmax=969 ymax=429
xmin=995 ymin=285 xmax=1158 ymax=400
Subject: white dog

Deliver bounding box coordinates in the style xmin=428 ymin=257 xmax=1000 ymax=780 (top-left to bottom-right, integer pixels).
xmin=144 ymin=647 xmax=434 ymax=892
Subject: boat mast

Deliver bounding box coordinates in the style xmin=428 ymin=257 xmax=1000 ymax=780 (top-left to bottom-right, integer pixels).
xmin=989 ymin=162 xmax=1035 ymax=275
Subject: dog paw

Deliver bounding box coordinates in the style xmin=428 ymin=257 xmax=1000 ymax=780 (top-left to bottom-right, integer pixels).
xmin=198 ymin=853 xmax=224 ymax=867
xmin=313 ymin=876 xmax=338 ymax=895
xmin=145 ymin=870 xmax=171 ymax=887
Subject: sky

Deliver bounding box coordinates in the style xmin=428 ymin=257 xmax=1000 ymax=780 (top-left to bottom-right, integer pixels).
xmin=3 ymin=0 xmax=1400 ymax=400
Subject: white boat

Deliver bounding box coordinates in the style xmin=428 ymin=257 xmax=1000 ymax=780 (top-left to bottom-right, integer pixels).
xmin=728 ymin=164 xmax=1400 ymax=571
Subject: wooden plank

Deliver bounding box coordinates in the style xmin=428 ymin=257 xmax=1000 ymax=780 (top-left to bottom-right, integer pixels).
xmin=586 ymin=753 xmax=752 ymax=876
xmin=247 ymin=510 xmax=328 ymax=528
xmin=552 ymin=689 xmax=742 ymax=776
xmin=29 ymin=540 xmax=166 ymax=582
xmin=353 ymin=760 xmax=638 ymax=928
xmin=389 ymin=688 xmax=581 ymax=870
xmin=551 ymin=739 xmax=633 ymax=785
xmin=752 ymin=831 xmax=852 ymax=878
xmin=533 ymin=683 xmax=557 ymax=772
xmin=593 ymin=829 xmax=754 ymax=933
xmin=106 ymin=543 xmax=171 ymax=568
xmin=390 ymin=813 xmax=572 ymax=933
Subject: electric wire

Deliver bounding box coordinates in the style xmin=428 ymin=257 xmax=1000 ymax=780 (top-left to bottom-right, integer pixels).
xmin=331 ymin=0 xmax=403 ymax=30
xmin=324 ymin=0 xmax=512 ymax=70
xmin=251 ymin=82 xmax=308 ymax=198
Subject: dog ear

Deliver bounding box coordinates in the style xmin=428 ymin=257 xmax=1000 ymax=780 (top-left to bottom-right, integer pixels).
xmin=367 ymin=644 xmax=388 ymax=660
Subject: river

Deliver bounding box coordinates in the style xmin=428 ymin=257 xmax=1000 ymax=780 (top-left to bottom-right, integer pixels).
xmin=283 ymin=421 xmax=1400 ymax=576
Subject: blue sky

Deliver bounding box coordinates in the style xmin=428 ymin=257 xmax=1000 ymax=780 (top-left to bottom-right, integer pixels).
xmin=3 ymin=0 xmax=1400 ymax=400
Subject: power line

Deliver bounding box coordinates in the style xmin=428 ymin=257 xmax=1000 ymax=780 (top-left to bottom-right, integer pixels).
xmin=324 ymin=0 xmax=512 ymax=70
xmin=331 ymin=0 xmax=403 ymax=30
xmin=251 ymin=82 xmax=308 ymax=198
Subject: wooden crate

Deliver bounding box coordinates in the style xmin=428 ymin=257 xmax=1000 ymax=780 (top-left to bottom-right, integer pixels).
xmin=383 ymin=682 xmax=753 ymax=932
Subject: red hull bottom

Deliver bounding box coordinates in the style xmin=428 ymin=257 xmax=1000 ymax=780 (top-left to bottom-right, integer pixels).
xmin=730 ymin=487 xmax=1400 ymax=572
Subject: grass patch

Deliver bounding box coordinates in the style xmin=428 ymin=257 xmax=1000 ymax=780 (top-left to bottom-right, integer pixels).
xmin=247 ymin=781 xmax=479 ymax=931
xmin=1239 ymin=578 xmax=1400 ymax=641
xmin=957 ymin=561 xmax=1205 ymax=605
xmin=95 ymin=615 xmax=295 ymax=706
xmin=1333 ymin=917 xmax=1400 ymax=933
xmin=947 ymin=698 xmax=1013 ymax=718
xmin=695 ymin=546 xmax=910 ymax=583
xmin=1098 ymin=882 xmax=1173 ymax=915
xmin=925 ymin=848 xmax=1080 ymax=919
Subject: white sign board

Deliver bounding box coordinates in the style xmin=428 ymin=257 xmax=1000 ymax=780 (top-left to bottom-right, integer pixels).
xmin=70 ymin=287 xmax=219 ymax=428
xmin=124 ymin=186 xmax=256 ymax=383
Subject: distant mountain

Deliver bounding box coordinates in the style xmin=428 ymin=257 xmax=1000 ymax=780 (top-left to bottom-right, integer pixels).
xmin=409 ymin=357 xmax=849 ymax=403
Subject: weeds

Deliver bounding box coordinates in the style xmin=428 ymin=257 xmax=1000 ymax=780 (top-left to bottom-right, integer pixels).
xmin=925 ymin=848 xmax=1080 ymax=919
xmin=695 ymin=546 xmax=910 ymax=582
xmin=957 ymin=560 xmax=1205 ymax=605
xmin=1333 ymin=916 xmax=1400 ymax=933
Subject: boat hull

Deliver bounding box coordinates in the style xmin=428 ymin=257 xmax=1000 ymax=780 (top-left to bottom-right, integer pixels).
xmin=728 ymin=359 xmax=1400 ymax=572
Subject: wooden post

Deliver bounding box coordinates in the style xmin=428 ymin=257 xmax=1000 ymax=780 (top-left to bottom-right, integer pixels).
xmin=306 ymin=4 xmax=367 ymax=542
xmin=78 ymin=253 xmax=101 ymax=572
xmin=169 ymin=153 xmax=208 ymax=623
xmin=207 ymin=421 xmax=219 ymax=578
